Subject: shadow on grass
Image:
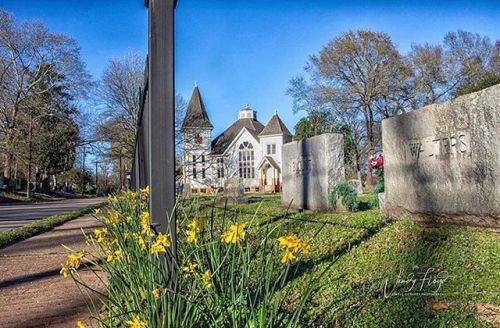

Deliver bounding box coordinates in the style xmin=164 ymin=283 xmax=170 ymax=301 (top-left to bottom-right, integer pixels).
xmin=300 ymin=223 xmax=481 ymax=327
xmin=358 ymin=200 xmax=372 ymax=211
xmin=285 ymin=218 xmax=394 ymax=286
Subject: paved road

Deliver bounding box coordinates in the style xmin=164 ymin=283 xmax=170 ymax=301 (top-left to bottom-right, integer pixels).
xmin=0 ymin=198 xmax=105 ymax=231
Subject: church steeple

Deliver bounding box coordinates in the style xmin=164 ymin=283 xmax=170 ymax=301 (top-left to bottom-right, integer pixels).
xmin=181 ymin=83 xmax=213 ymax=130
xmin=259 ymin=113 xmax=291 ymax=137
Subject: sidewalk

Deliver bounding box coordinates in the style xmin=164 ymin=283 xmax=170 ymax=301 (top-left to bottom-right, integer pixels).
xmin=0 ymin=215 xmax=105 ymax=328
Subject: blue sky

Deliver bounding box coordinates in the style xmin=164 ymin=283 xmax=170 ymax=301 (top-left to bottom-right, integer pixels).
xmin=2 ymin=0 xmax=500 ymax=137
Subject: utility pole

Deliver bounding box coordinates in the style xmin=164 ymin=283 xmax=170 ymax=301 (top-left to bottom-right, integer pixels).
xmin=94 ymin=160 xmax=99 ymax=194
xmin=81 ymin=147 xmax=87 ymax=196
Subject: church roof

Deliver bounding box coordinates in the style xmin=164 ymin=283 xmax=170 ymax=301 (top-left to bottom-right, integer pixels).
xmin=211 ymin=118 xmax=265 ymax=155
xmin=259 ymin=114 xmax=292 ymax=137
xmin=181 ymin=85 xmax=213 ymax=130
xmin=257 ymin=156 xmax=280 ymax=170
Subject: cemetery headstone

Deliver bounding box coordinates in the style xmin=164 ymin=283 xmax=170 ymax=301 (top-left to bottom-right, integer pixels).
xmin=382 ymin=84 xmax=500 ymax=229
xmin=378 ymin=192 xmax=386 ymax=213
xmin=282 ymin=133 xmax=345 ymax=210
xmin=221 ymin=178 xmax=248 ymax=204
xmin=347 ymin=179 xmax=363 ymax=195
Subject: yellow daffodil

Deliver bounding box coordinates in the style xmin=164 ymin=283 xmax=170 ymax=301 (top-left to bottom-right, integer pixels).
xmin=300 ymin=239 xmax=311 ymax=256
xmin=67 ymin=250 xmax=85 ymax=269
xmin=140 ymin=186 xmax=150 ymax=199
xmin=186 ymin=229 xmax=198 ymax=243
xmin=277 ymin=235 xmax=311 ymax=264
xmin=93 ymin=228 xmax=107 ymax=239
xmin=115 ymin=249 xmax=123 ymax=259
xmin=139 ymin=211 xmax=152 ymax=235
xmin=281 ymin=248 xmax=297 ymax=264
xmin=107 ymin=249 xmax=123 ymax=264
xmin=278 ymin=235 xmax=301 ymax=252
xmin=76 ymin=320 xmax=87 ymax=328
xmin=124 ymin=190 xmax=135 ymax=203
xmin=108 ymin=195 xmax=118 ymax=205
xmin=152 ymin=288 xmax=160 ymax=299
xmin=136 ymin=235 xmax=146 ymax=250
xmin=156 ymin=232 xmax=171 ymax=248
xmin=187 ymin=219 xmax=203 ymax=231
xmin=125 ymin=314 xmax=146 ymax=328
xmin=150 ymin=241 xmax=166 ymax=254
xmin=221 ymin=223 xmax=247 ymax=244
xmin=182 ymin=262 xmax=198 ymax=275
xmin=108 ymin=209 xmax=121 ymax=224
xmin=140 ymin=211 xmax=149 ymax=225
xmin=93 ymin=228 xmax=110 ymax=247
xmin=60 ymin=263 xmax=71 ymax=278
xmin=202 ymin=270 xmax=212 ymax=288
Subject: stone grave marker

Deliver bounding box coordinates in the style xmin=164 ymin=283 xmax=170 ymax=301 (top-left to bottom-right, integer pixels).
xmin=282 ymin=133 xmax=345 ymax=210
xmin=221 ymin=178 xmax=248 ymax=204
xmin=347 ymin=179 xmax=363 ymax=195
xmin=382 ymin=84 xmax=500 ymax=229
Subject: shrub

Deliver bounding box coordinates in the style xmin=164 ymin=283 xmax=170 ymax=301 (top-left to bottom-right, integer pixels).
xmin=63 ymin=188 xmax=323 ymax=327
xmin=330 ymin=183 xmax=359 ymax=212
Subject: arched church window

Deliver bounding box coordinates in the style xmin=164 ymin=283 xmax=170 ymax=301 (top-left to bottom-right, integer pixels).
xmin=238 ymin=142 xmax=255 ymax=178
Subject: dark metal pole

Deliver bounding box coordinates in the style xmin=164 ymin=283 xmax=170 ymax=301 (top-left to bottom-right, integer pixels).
xmin=147 ymin=0 xmax=176 ymax=250
xmin=95 ymin=161 xmax=99 ymax=193
xmin=81 ymin=147 xmax=86 ymax=196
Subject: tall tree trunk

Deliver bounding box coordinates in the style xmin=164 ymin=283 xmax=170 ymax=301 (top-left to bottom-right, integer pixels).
xmin=365 ymin=106 xmax=375 ymax=187
xmin=26 ymin=113 xmax=33 ymax=198
xmin=119 ymin=151 xmax=123 ymax=190
xmin=355 ymin=146 xmax=362 ymax=184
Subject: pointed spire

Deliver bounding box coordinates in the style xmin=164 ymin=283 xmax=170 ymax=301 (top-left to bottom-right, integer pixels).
xmin=181 ymin=84 xmax=213 ymax=130
xmin=194 ymin=80 xmax=198 ymax=87
xmin=259 ymin=113 xmax=292 ymax=137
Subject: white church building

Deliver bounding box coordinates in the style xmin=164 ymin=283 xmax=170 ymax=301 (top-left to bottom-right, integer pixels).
xmin=182 ymin=85 xmax=292 ymax=194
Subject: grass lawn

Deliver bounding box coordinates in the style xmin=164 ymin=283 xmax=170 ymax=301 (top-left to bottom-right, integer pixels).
xmin=185 ymin=194 xmax=500 ymax=327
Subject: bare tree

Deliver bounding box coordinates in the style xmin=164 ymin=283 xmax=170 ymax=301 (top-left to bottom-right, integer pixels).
xmin=444 ymin=30 xmax=495 ymax=93
xmin=96 ymin=53 xmax=186 ymax=189
xmin=289 ymin=30 xmax=412 ymax=184
xmin=408 ymin=43 xmax=457 ymax=106
xmin=0 ymin=9 xmax=90 ymax=187
xmin=490 ymin=41 xmax=500 ymax=74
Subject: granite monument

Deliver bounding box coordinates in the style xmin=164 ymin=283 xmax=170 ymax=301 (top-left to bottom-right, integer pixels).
xmin=282 ymin=133 xmax=345 ymax=210
xmin=382 ymin=84 xmax=500 ymax=229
